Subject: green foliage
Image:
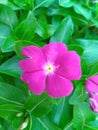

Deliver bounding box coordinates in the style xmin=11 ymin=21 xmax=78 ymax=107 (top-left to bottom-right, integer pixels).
xmin=0 ymin=0 xmax=98 ymax=129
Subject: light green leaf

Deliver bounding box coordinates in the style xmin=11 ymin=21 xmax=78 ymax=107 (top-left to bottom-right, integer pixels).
xmin=59 ymin=0 xmax=77 ymax=8
xmin=73 ymin=3 xmax=92 ymax=20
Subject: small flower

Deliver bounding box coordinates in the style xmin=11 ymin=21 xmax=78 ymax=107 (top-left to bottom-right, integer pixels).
xmin=19 ymin=42 xmax=81 ymax=98
xmin=86 ymin=75 xmax=98 ymax=113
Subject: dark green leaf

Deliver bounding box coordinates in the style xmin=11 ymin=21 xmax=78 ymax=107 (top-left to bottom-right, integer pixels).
xmin=15 ymin=40 xmax=39 ymax=58
xmin=1 ymin=36 xmax=14 ymax=52
xmin=0 ymin=56 xmax=22 ymax=78
xmin=50 ymin=17 xmax=73 ymax=44
xmin=25 ymin=93 xmax=53 ymax=117
xmin=0 ymin=23 xmax=11 ymax=47
xmin=49 ymin=97 xmax=73 ymax=129
xmin=0 ymin=82 xmax=26 ymax=105
xmin=68 ymin=44 xmax=84 ymax=56
xmin=0 ymin=4 xmax=18 ymax=30
xmin=34 ymin=0 xmax=54 ymax=9
xmin=73 ymin=102 xmax=96 ymax=130
xmin=76 ymin=39 xmax=98 ymax=65
xmin=89 ymin=62 xmax=98 ymax=76
xmin=69 ymin=83 xmax=86 ymax=105
xmin=14 ymin=12 xmax=37 ymax=40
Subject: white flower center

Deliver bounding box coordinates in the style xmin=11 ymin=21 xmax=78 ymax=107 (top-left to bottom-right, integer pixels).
xmin=43 ymin=62 xmax=55 ymax=74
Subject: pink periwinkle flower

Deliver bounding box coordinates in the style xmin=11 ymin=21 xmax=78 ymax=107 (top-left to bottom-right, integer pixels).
xmin=19 ymin=42 xmax=81 ymax=98
xmin=86 ymin=75 xmax=98 ymax=113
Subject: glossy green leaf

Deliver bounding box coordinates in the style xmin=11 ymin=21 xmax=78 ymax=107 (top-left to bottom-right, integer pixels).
xmin=36 ymin=15 xmax=55 ymax=39
xmin=89 ymin=62 xmax=98 ymax=76
xmin=0 ymin=23 xmax=11 ymax=47
xmin=68 ymin=44 xmax=84 ymax=56
xmin=15 ymin=40 xmax=39 ymax=58
xmin=26 ymin=115 xmax=62 ymax=130
xmin=0 ymin=56 xmax=22 ymax=78
xmin=69 ymin=82 xmax=86 ymax=105
xmin=34 ymin=0 xmax=54 ymax=9
xmin=50 ymin=17 xmax=73 ymax=44
xmin=1 ymin=36 xmax=14 ymax=52
xmin=73 ymin=3 xmax=92 ymax=20
xmin=76 ymin=39 xmax=98 ymax=65
xmin=25 ymin=93 xmax=53 ymax=117
xmin=0 ymin=4 xmax=18 ymax=30
xmin=73 ymin=102 xmax=96 ymax=130
xmin=0 ymin=82 xmax=26 ymax=105
xmin=59 ymin=0 xmax=77 ymax=8
xmin=64 ymin=121 xmax=75 ymax=130
xmin=81 ymin=58 xmax=88 ymax=75
xmin=49 ymin=97 xmax=73 ymax=129
xmin=14 ymin=12 xmax=36 ymax=40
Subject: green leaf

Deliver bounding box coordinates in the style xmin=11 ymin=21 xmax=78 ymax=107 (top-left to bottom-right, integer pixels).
xmin=76 ymin=39 xmax=98 ymax=65
xmin=15 ymin=40 xmax=39 ymax=58
xmin=0 ymin=23 xmax=11 ymax=47
xmin=1 ymin=36 xmax=14 ymax=52
xmin=26 ymin=115 xmax=62 ymax=130
xmin=0 ymin=56 xmax=22 ymax=78
xmin=50 ymin=17 xmax=73 ymax=44
xmin=73 ymin=3 xmax=92 ymax=20
xmin=81 ymin=58 xmax=88 ymax=75
xmin=34 ymin=0 xmax=54 ymax=9
xmin=0 ymin=0 xmax=8 ymax=5
xmin=69 ymin=83 xmax=86 ymax=105
xmin=36 ymin=15 xmax=55 ymax=39
xmin=68 ymin=44 xmax=84 ymax=56
xmin=49 ymin=97 xmax=73 ymax=129
xmin=0 ymin=4 xmax=18 ymax=30
xmin=48 ymin=7 xmax=88 ymax=26
xmin=59 ymin=0 xmax=77 ymax=8
xmin=25 ymin=93 xmax=53 ymax=117
xmin=0 ymin=82 xmax=26 ymax=105
xmin=89 ymin=62 xmax=98 ymax=76
xmin=0 ymin=104 xmax=24 ymax=121
xmin=14 ymin=12 xmax=37 ymax=40
xmin=0 ymin=118 xmax=15 ymax=130
xmin=73 ymin=102 xmax=96 ymax=130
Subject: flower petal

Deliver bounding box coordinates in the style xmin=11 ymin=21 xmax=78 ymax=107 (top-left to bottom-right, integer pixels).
xmin=46 ymin=74 xmax=73 ymax=98
xmin=21 ymin=71 xmax=46 ymax=95
xmin=19 ymin=46 xmax=46 ymax=72
xmin=42 ymin=42 xmax=67 ymax=62
xmin=55 ymin=51 xmax=81 ymax=80
xmin=89 ymin=98 xmax=98 ymax=113
xmin=86 ymin=75 xmax=98 ymax=93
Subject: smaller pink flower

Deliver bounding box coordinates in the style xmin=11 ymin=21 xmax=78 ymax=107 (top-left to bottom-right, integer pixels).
xmin=19 ymin=42 xmax=81 ymax=98
xmin=86 ymin=75 xmax=98 ymax=113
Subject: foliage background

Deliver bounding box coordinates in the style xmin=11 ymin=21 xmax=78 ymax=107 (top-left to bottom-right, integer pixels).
xmin=0 ymin=0 xmax=98 ymax=129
